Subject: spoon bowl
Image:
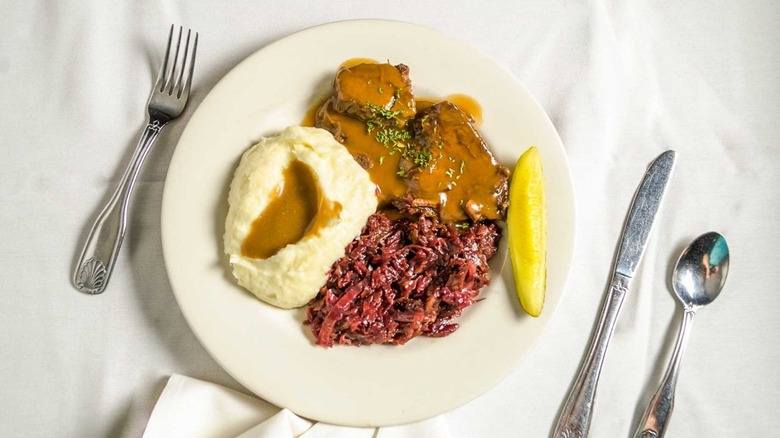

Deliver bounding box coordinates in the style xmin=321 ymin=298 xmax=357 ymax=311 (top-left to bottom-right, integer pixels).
xmin=673 ymin=232 xmax=730 ymax=309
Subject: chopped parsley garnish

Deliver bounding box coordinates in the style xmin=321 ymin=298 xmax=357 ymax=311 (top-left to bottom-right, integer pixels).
xmin=365 ymin=101 xmax=433 ymax=169
xmin=375 ymin=126 xmax=411 ymax=147
xmin=367 ymin=102 xmax=404 ymax=122
xmin=411 ymin=148 xmax=433 ymax=167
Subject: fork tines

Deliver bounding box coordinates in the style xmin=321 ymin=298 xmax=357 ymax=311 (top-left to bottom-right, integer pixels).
xmin=157 ymin=24 xmax=198 ymax=99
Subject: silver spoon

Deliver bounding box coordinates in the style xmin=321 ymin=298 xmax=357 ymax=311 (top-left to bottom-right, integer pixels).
xmin=634 ymin=231 xmax=730 ymax=438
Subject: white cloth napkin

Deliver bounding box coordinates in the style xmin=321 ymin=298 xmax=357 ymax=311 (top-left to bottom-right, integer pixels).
xmin=143 ymin=375 xmax=451 ymax=438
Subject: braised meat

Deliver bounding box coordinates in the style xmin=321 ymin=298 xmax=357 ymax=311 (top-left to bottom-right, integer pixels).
xmin=312 ymin=62 xmax=509 ymax=224
xmin=315 ymin=100 xmax=347 ymax=143
xmin=332 ymin=63 xmax=416 ymax=124
xmin=315 ymin=97 xmax=411 ymax=204
xmin=407 ymin=101 xmax=510 ymax=222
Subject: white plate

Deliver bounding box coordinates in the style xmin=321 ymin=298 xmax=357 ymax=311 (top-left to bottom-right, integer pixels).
xmin=162 ymin=19 xmax=575 ymax=426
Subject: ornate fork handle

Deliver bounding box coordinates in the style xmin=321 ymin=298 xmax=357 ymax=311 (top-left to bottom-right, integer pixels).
xmin=72 ymin=119 xmax=165 ymax=294
xmin=553 ymin=274 xmax=631 ymax=438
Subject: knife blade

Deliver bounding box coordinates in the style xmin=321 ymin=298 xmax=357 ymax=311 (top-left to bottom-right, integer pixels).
xmin=615 ymin=151 xmax=676 ymax=278
xmin=553 ymin=150 xmax=676 ymax=438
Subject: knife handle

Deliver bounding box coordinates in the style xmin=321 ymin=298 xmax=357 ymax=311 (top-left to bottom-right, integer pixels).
xmin=552 ymin=273 xmax=631 ymax=438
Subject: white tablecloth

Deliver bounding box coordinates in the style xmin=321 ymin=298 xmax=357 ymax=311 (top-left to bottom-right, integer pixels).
xmin=2 ymin=1 xmax=779 ymax=436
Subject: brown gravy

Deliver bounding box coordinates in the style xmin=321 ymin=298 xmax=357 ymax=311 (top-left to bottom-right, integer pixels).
xmin=339 ymin=57 xmax=378 ymax=69
xmin=241 ymin=160 xmax=342 ymax=259
xmin=410 ymin=101 xmax=505 ymax=222
xmin=304 ymin=60 xmax=506 ymax=223
xmin=445 ymin=94 xmax=482 ymax=126
xmin=417 ymin=95 xmax=482 ymax=125
xmin=304 ymin=100 xmax=484 ymax=208
xmin=315 ymin=99 xmax=409 ymax=204
xmin=302 ymin=98 xmax=323 ymax=127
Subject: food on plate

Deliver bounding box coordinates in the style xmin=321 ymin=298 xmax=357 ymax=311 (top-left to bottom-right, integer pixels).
xmin=223 ymin=126 xmax=377 ymax=308
xmin=332 ymin=62 xmax=415 ymax=124
xmin=314 ymin=62 xmax=510 ymax=222
xmin=298 ymin=60 xmax=510 ymax=346
xmin=305 ymin=212 xmax=500 ymax=346
xmin=407 ymin=101 xmax=510 ymax=222
xmin=225 ymin=60 xmax=521 ymax=346
xmin=507 ymin=146 xmax=546 ymax=317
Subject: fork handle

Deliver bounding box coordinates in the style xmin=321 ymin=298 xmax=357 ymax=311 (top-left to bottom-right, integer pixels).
xmin=72 ymin=119 xmax=165 ymax=294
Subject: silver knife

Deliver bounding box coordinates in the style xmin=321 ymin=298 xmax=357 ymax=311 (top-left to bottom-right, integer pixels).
xmin=553 ymin=150 xmax=676 ymax=438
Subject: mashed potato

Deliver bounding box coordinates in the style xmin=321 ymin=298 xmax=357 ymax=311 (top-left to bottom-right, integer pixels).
xmin=224 ymin=126 xmax=377 ymax=308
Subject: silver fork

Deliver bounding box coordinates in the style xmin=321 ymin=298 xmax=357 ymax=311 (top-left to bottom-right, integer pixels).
xmin=73 ymin=25 xmax=198 ymax=294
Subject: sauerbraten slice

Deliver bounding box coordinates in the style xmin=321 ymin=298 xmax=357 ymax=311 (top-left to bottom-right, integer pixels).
xmin=332 ymin=63 xmax=415 ymax=124
xmin=314 ymin=62 xmax=509 ymax=224
xmin=405 ymin=101 xmax=510 ymax=223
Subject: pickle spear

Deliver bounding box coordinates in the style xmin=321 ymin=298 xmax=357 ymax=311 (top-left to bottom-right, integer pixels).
xmin=507 ymin=146 xmax=546 ymax=317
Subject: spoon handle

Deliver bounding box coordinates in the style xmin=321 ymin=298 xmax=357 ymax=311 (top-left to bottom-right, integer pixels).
xmin=634 ymin=309 xmax=696 ymax=438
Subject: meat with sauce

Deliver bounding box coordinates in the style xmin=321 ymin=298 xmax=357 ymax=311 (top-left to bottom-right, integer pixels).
xmin=332 ymin=63 xmax=415 ymax=124
xmin=406 ymin=101 xmax=510 ymax=222
xmin=313 ymin=62 xmax=509 ymax=224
